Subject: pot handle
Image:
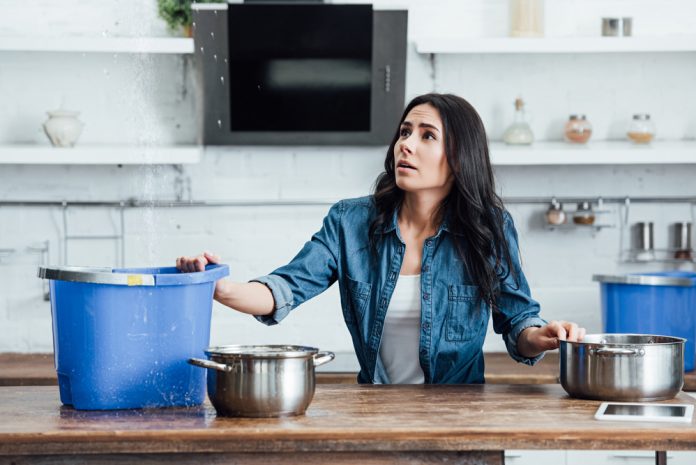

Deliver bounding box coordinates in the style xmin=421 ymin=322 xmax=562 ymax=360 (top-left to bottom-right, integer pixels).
xmin=313 ymin=351 xmax=335 ymax=367
xmin=595 ymin=347 xmax=645 ymax=356
xmin=188 ymin=357 xmax=233 ymax=372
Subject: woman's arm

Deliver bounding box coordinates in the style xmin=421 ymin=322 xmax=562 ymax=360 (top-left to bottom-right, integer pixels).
xmin=214 ymin=280 xmax=274 ymax=316
xmin=176 ymin=252 xmax=274 ymax=316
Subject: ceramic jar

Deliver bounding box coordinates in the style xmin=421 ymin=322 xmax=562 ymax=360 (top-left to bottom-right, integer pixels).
xmin=43 ymin=110 xmax=84 ymax=147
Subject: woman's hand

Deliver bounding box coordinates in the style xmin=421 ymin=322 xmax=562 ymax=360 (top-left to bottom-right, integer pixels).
xmin=517 ymin=320 xmax=586 ymax=358
xmin=175 ymin=251 xmax=220 ymax=272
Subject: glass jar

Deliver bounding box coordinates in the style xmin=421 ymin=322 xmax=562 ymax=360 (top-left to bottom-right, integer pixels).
xmin=510 ymin=0 xmax=545 ymax=37
xmin=503 ymin=97 xmax=534 ymax=145
xmin=564 ymin=115 xmax=592 ymax=144
xmin=573 ymin=201 xmax=595 ymax=225
xmin=545 ymin=200 xmax=566 ymax=225
xmin=627 ymin=114 xmax=656 ymax=144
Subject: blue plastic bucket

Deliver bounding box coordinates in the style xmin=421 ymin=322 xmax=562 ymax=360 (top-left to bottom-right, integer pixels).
xmin=39 ymin=264 xmax=229 ymax=410
xmin=594 ymin=271 xmax=696 ymax=372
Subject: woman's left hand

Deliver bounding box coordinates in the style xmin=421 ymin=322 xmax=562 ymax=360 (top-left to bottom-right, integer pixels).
xmin=518 ymin=320 xmax=586 ymax=358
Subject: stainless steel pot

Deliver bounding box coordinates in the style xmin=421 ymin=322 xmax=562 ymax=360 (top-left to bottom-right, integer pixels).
xmin=189 ymin=345 xmax=334 ymax=417
xmin=560 ymin=334 xmax=685 ymax=401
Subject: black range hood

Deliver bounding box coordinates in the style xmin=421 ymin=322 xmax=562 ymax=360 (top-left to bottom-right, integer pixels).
xmin=193 ymin=3 xmax=407 ymax=145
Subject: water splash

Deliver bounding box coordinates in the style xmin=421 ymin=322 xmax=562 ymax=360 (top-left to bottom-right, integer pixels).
xmin=220 ymin=76 xmax=224 ymax=85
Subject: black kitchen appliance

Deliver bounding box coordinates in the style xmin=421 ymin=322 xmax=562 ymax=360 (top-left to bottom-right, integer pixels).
xmin=193 ymin=3 xmax=407 ymax=145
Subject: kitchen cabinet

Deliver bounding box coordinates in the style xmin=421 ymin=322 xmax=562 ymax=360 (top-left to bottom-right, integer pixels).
xmin=567 ymin=450 xmax=696 ymax=465
xmin=505 ymin=450 xmax=566 ymax=464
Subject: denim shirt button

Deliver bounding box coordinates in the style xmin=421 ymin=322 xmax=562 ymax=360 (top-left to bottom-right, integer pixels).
xmin=425 ymin=240 xmax=431 ymax=247
xmin=422 ymin=322 xmax=430 ymax=331
xmin=423 ymin=293 xmax=430 ymax=301
xmin=420 ymin=348 xmax=427 ymax=356
xmin=423 ymin=266 xmax=430 ymax=272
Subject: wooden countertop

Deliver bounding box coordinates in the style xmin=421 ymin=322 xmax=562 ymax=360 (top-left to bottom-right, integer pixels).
xmin=2 ymin=384 xmax=696 ymax=457
xmin=5 ymin=352 xmax=696 ymax=390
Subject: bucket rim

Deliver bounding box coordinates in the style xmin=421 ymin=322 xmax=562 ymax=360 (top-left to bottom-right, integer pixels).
xmin=37 ymin=264 xmax=229 ymax=286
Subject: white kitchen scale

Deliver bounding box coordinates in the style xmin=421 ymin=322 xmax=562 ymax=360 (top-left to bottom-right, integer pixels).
xmin=595 ymin=402 xmax=694 ymax=423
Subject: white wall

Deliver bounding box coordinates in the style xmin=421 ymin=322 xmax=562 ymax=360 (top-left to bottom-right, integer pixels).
xmin=1 ymin=0 xmax=695 ymax=358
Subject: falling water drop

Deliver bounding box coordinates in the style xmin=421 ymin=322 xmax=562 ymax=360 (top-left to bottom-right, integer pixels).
xmin=200 ymin=46 xmax=204 ymax=54
xmin=220 ymin=76 xmax=225 ymax=85
xmin=217 ymin=119 xmax=222 ymax=128
xmin=210 ymin=32 xmax=215 ymax=40
xmin=213 ymin=54 xmax=217 ymax=62
xmin=192 ymin=21 xmax=196 ymax=28
xmin=224 ymin=58 xmax=228 ymax=64
xmin=214 ymin=10 xmax=218 ymax=15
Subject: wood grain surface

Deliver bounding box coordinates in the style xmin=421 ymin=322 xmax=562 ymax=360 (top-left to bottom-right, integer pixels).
xmin=2 ymin=384 xmax=696 ymax=456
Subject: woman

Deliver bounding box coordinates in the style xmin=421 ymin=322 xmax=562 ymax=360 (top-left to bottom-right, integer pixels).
xmin=177 ymin=93 xmax=585 ymax=384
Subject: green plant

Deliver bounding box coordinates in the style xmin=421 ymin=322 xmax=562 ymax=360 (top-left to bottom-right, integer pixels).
xmin=157 ymin=0 xmax=224 ymax=31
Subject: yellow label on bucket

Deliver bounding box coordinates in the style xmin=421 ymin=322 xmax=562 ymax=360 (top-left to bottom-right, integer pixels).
xmin=127 ymin=275 xmax=143 ymax=286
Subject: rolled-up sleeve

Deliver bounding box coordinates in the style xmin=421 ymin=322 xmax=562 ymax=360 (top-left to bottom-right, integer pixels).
xmin=250 ymin=201 xmax=342 ymax=326
xmin=492 ymin=212 xmax=547 ymax=365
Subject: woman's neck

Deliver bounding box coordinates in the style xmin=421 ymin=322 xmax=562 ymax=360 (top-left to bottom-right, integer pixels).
xmin=398 ymin=192 xmax=446 ymax=238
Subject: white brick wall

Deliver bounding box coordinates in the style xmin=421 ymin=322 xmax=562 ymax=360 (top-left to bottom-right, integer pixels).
xmin=1 ymin=0 xmax=695 ymax=356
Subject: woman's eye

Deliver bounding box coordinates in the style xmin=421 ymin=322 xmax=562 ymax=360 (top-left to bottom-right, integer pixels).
xmin=424 ymin=132 xmax=436 ymax=140
xmin=399 ymin=128 xmax=410 ymax=137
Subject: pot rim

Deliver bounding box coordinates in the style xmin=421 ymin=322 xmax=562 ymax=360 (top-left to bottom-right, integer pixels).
xmin=205 ymin=344 xmax=320 ymax=359
xmin=560 ymin=333 xmax=686 ymax=346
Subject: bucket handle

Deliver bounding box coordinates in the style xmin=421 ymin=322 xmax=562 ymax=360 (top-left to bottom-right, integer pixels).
xmin=188 ymin=357 xmax=232 ymax=372
xmin=595 ymin=347 xmax=645 ymax=356
xmin=313 ymin=351 xmax=335 ymax=367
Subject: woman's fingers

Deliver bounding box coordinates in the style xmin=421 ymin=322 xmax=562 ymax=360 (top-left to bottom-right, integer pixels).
xmin=176 ymin=252 xmax=222 ymax=272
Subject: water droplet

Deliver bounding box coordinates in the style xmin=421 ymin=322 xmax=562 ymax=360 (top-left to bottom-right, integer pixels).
xmin=224 ymin=58 xmax=228 ymax=64
xmin=220 ymin=76 xmax=224 ymax=85
xmin=210 ymin=32 xmax=215 ymax=39
xmin=200 ymin=46 xmax=204 ymax=54
xmin=214 ymin=10 xmax=218 ymax=15
xmin=217 ymin=119 xmax=222 ymax=128
xmin=103 ymin=69 xmax=110 ymax=77
xmin=213 ymin=54 xmax=217 ymax=62
xmin=192 ymin=21 xmax=196 ymax=28
xmin=102 ymin=30 xmax=109 ymax=37
xmin=257 ymin=84 xmax=261 ymax=91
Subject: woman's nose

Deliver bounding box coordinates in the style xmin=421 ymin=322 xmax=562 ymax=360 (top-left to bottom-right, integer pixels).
xmin=399 ymin=138 xmax=413 ymax=155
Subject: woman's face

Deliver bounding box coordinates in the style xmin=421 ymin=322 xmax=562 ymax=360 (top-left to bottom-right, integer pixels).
xmin=394 ymin=103 xmax=453 ymax=195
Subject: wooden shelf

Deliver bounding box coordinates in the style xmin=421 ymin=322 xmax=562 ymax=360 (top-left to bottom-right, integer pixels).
xmin=489 ymin=141 xmax=696 ymax=165
xmin=0 ymin=145 xmax=201 ymax=165
xmin=0 ymin=37 xmax=193 ymax=54
xmin=416 ymin=36 xmax=696 ymax=54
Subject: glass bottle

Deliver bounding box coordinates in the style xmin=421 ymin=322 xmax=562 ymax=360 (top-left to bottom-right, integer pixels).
xmin=503 ymin=98 xmax=534 ymax=145
xmin=564 ymin=115 xmax=592 ymax=144
xmin=573 ymin=201 xmax=595 ymax=225
xmin=545 ymin=200 xmax=566 ymax=225
xmin=510 ymin=0 xmax=545 ymax=37
xmin=627 ymin=114 xmax=656 ymax=144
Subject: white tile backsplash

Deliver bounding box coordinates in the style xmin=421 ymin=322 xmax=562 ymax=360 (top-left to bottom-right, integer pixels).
xmin=1 ymin=0 xmax=695 ymax=354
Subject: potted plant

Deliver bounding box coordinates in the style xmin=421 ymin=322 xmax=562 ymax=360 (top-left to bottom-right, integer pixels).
xmin=157 ymin=0 xmax=223 ymax=37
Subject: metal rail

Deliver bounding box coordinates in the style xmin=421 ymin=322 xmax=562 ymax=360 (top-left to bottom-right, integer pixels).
xmin=0 ymin=196 xmax=694 ymax=208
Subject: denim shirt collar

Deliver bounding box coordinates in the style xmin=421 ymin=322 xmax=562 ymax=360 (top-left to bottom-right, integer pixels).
xmin=379 ymin=206 xmax=452 ymax=239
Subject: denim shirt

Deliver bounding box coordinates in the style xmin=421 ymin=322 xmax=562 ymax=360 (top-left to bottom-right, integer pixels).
xmin=252 ymin=196 xmax=546 ymax=384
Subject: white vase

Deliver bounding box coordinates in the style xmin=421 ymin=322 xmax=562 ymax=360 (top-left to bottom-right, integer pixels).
xmin=43 ymin=110 xmax=84 ymax=148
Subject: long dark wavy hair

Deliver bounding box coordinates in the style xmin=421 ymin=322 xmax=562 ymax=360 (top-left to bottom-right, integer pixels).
xmin=368 ymin=93 xmax=517 ymax=307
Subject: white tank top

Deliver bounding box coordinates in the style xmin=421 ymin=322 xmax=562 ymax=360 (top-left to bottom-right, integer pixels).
xmin=378 ymin=274 xmax=425 ymax=384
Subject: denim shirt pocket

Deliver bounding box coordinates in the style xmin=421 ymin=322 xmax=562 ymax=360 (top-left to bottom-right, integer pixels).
xmin=445 ymin=284 xmax=488 ymax=342
xmin=344 ymin=276 xmax=372 ymax=325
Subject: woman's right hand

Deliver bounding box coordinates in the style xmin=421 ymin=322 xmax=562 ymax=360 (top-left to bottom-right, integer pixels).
xmin=175 ymin=251 xmax=220 ymax=272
